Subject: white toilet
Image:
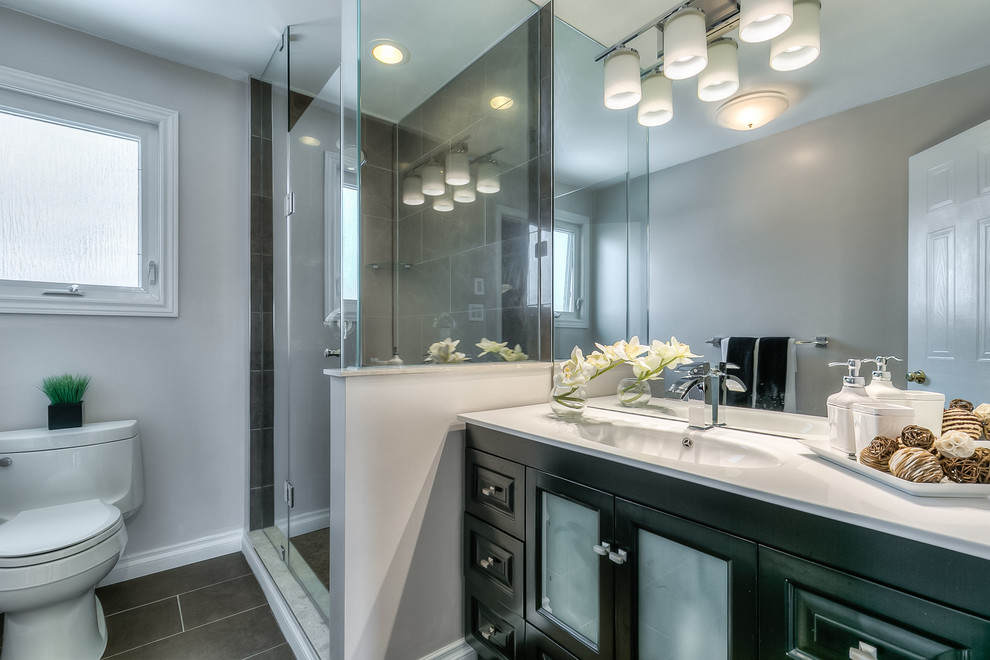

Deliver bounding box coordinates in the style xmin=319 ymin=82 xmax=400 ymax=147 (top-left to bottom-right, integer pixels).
xmin=0 ymin=421 xmax=143 ymax=660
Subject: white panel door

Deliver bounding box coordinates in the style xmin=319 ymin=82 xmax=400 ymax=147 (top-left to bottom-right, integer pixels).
xmin=908 ymin=118 xmax=990 ymax=402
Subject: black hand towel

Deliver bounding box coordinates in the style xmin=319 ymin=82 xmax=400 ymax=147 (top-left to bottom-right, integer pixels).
xmin=756 ymin=336 xmax=790 ymax=411
xmin=725 ymin=337 xmax=757 ymax=407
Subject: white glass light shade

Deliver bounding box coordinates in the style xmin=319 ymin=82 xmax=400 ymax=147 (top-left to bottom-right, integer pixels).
xmin=698 ymin=39 xmax=739 ymax=102
xmin=453 ymin=183 xmax=476 ymax=203
xmin=739 ymin=0 xmax=793 ymax=43
xmin=445 ymin=148 xmax=470 ymax=186
xmin=433 ymin=194 xmax=454 ymax=212
xmin=662 ymin=9 xmax=708 ymax=80
xmin=603 ymin=48 xmax=642 ymax=110
xmin=637 ymin=73 xmax=673 ymax=127
xmin=402 ymin=175 xmax=424 ymax=206
xmin=476 ymin=161 xmax=500 ymax=194
xmin=715 ymin=91 xmax=789 ymax=130
xmin=770 ymin=0 xmax=821 ymax=71
xmin=421 ymin=163 xmax=445 ymax=196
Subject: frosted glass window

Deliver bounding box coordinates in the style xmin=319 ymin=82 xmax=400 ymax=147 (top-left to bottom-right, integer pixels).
xmin=0 ymin=111 xmax=141 ymax=287
xmin=341 ymin=186 xmax=359 ymax=301
xmin=638 ymin=529 xmax=728 ymax=660
xmin=541 ymin=492 xmax=600 ymax=645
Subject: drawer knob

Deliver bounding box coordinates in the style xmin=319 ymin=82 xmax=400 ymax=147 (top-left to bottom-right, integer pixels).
xmin=481 ymin=485 xmax=503 ymax=497
xmin=849 ymin=641 xmax=879 ymax=660
xmin=480 ymin=556 xmax=499 ymax=569
xmin=480 ymin=624 xmax=499 ymax=641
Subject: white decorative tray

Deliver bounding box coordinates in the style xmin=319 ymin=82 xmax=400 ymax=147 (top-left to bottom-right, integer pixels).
xmin=808 ymin=444 xmax=990 ymax=498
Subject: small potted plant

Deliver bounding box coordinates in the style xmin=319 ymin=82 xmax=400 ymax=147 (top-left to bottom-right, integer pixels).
xmin=39 ymin=373 xmax=91 ymax=430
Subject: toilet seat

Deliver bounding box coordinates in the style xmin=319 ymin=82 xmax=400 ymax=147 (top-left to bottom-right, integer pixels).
xmin=0 ymin=500 xmax=123 ymax=569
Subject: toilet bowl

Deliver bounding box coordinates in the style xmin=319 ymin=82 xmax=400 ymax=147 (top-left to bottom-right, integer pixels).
xmin=0 ymin=422 xmax=143 ymax=660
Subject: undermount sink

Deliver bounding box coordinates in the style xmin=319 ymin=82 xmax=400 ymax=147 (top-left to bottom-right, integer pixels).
xmin=570 ymin=417 xmax=782 ymax=469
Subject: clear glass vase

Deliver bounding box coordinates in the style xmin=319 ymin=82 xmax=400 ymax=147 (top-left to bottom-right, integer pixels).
xmin=549 ymin=384 xmax=588 ymax=419
xmin=617 ymin=377 xmax=652 ymax=408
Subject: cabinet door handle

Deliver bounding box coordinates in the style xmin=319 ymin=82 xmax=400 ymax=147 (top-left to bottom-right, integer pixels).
xmin=480 ymin=624 xmax=499 ymax=641
xmin=481 ymin=485 xmax=502 ymax=497
xmin=480 ymin=556 xmax=499 ymax=569
xmin=592 ymin=542 xmax=611 ymax=556
xmin=609 ymin=548 xmax=628 ymax=565
xmin=849 ymin=642 xmax=879 ymax=660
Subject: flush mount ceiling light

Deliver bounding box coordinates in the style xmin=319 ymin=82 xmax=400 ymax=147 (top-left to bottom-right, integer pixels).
xmin=420 ymin=161 xmax=445 ymax=196
xmin=370 ymin=39 xmax=409 ymax=65
xmin=603 ymin=47 xmax=642 ymax=109
xmin=402 ymin=175 xmax=424 ymax=206
xmin=715 ymin=91 xmax=789 ymax=130
xmin=637 ymin=72 xmax=673 ymax=127
xmin=453 ymin=183 xmax=476 ymax=203
xmin=770 ymin=0 xmax=821 ymax=71
xmin=476 ymin=159 xmax=501 ymax=194
xmin=739 ymin=0 xmax=793 ymax=43
xmin=298 ymin=135 xmax=320 ymax=146
xmin=490 ymin=95 xmax=514 ymax=110
xmin=445 ymin=144 xmax=471 ymax=186
xmin=662 ymin=8 xmax=708 ymax=80
xmin=433 ymin=194 xmax=454 ymax=212
xmin=698 ymin=38 xmax=740 ymax=102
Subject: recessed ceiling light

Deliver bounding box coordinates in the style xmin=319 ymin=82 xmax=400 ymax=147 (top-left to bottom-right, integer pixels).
xmin=490 ymin=95 xmax=514 ymax=110
xmin=370 ymin=39 xmax=409 ymax=65
xmin=298 ymin=136 xmax=320 ymax=146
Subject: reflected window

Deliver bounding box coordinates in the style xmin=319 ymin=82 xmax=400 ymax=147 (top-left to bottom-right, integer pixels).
xmin=340 ymin=185 xmax=359 ymax=302
xmin=553 ymin=211 xmax=590 ymax=328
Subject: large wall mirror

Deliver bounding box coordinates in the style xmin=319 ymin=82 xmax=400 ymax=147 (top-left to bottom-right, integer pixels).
xmin=552 ymin=0 xmax=990 ymax=415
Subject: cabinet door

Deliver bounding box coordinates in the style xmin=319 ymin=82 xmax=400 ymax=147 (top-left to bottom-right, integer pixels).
xmin=526 ymin=623 xmax=580 ymax=660
xmin=614 ymin=498 xmax=758 ymax=660
xmin=526 ymin=469 xmax=615 ymax=660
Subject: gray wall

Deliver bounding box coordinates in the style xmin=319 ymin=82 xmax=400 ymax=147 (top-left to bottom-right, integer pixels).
xmin=649 ymin=64 xmax=990 ymax=415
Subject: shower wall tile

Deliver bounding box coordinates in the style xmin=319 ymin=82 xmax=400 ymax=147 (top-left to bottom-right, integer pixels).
xmin=420 ymin=204 xmax=485 ymax=262
xmin=361 ymin=315 xmax=393 ymax=364
xmin=397 ymin=257 xmax=450 ymax=317
xmin=450 ymin=243 xmax=498 ymax=312
xmin=361 ymin=164 xmax=394 ymax=221
xmin=396 ymin=211 xmax=422 ymax=265
xmin=362 ymin=215 xmax=394 ymax=265
xmin=396 ymin=314 xmax=425 ymax=365
xmin=361 ymin=267 xmax=393 ymax=318
xmin=362 ymin=115 xmax=395 ymax=171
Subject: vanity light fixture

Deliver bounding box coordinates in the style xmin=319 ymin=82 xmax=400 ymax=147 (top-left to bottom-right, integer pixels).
xmin=420 ymin=161 xmax=445 ymax=196
xmin=476 ymin=158 xmax=501 ymax=194
xmin=770 ymin=0 xmax=821 ymax=71
xmin=662 ymin=8 xmax=709 ymax=80
xmin=453 ymin=182 xmax=476 ymax=203
xmin=402 ymin=175 xmax=424 ymax=206
xmin=370 ymin=39 xmax=409 ymax=65
xmin=433 ymin=194 xmax=454 ymax=212
xmin=738 ymin=0 xmax=793 ymax=43
xmin=445 ymin=144 xmax=471 ymax=186
xmin=490 ymin=95 xmax=514 ymax=110
xmin=603 ymin=48 xmax=642 ymax=109
xmin=715 ymin=90 xmax=789 ymax=130
xmin=698 ymin=38 xmax=740 ymax=102
xmin=298 ymin=135 xmax=321 ymax=146
xmin=637 ymin=72 xmax=674 ymax=127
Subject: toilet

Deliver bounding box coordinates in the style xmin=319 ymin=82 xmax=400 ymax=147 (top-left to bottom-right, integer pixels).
xmin=0 ymin=421 xmax=143 ymax=660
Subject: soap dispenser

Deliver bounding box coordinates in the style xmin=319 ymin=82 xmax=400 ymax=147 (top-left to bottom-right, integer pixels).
xmin=864 ymin=356 xmax=908 ymax=406
xmin=827 ymin=359 xmax=874 ymax=457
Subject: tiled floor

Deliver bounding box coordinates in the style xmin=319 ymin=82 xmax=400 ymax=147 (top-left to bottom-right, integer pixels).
xmin=0 ymin=552 xmax=293 ymax=659
xmin=291 ymin=528 xmax=329 ymax=590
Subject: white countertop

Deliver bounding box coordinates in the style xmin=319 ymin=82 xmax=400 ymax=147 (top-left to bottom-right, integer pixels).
xmin=458 ymin=401 xmax=990 ymax=562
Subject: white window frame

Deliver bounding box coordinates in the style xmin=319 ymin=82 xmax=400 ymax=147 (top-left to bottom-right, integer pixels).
xmin=0 ymin=65 xmax=178 ymax=316
xmin=553 ymin=209 xmax=590 ymax=328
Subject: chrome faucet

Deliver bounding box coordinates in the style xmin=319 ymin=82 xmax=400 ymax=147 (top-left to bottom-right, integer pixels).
xmin=667 ymin=362 xmax=748 ymax=428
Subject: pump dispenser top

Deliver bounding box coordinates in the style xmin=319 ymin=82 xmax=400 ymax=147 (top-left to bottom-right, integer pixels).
xmin=827 ymin=359 xmax=874 ymax=457
xmin=864 ymin=356 xmax=907 ymax=405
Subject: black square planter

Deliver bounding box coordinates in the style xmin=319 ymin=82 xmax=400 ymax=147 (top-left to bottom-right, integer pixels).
xmin=48 ymin=402 xmax=83 ymax=430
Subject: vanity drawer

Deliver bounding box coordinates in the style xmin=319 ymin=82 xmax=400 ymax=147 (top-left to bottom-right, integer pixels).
xmin=525 ymin=623 xmax=579 ymax=660
xmin=466 ymin=592 xmax=524 ymax=660
xmin=464 ymin=513 xmax=524 ymax=615
xmin=759 ymin=547 xmax=990 ymax=659
xmin=466 ymin=448 xmax=525 ymax=539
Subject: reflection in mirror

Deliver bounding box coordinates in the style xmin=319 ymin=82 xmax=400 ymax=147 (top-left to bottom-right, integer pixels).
xmin=358 ymin=0 xmax=548 ymax=366
xmin=556 ymin=0 xmax=990 ymax=416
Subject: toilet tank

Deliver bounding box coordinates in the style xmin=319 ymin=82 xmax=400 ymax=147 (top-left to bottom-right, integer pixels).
xmin=0 ymin=420 xmax=144 ymax=522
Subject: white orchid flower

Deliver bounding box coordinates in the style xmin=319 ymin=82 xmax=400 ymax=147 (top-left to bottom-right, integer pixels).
xmin=476 ymin=337 xmax=508 ymax=357
xmin=426 ymin=338 xmax=468 ymax=363
xmin=555 ymin=346 xmax=595 ymax=386
xmin=499 ymin=345 xmax=529 ymax=362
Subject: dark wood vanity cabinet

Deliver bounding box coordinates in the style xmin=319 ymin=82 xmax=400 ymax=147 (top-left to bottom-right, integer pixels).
xmin=463 ymin=424 xmax=990 ymax=660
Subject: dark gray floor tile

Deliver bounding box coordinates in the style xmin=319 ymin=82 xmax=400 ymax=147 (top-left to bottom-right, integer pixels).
xmin=246 ymin=644 xmax=296 ymax=660
xmin=102 ymin=597 xmax=182 ymax=657
xmin=291 ymin=528 xmax=329 ymax=589
xmin=179 ymin=574 xmax=267 ymax=629
xmin=107 ymin=605 xmax=283 ymax=660
xmin=96 ymin=553 xmax=251 ymax=615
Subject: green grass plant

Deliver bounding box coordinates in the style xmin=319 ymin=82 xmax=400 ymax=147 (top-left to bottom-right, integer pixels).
xmin=39 ymin=373 xmax=91 ymax=405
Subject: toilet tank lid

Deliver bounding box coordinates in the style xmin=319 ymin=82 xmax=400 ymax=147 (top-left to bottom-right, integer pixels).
xmin=0 ymin=420 xmax=138 ymax=453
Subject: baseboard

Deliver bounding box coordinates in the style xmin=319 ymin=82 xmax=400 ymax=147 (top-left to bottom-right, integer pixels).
xmin=419 ymin=639 xmax=476 ymax=660
xmin=98 ymin=527 xmax=244 ymax=587
xmin=244 ymin=531 xmax=322 ymax=660
xmin=272 ymin=507 xmax=330 ymax=537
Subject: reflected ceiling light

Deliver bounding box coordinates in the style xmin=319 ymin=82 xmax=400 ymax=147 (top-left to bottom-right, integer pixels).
xmin=445 ymin=144 xmax=471 ymax=186
xmin=603 ymin=47 xmax=641 ymax=109
xmin=298 ymin=135 xmax=320 ymax=146
xmin=698 ymin=38 xmax=739 ymax=102
xmin=421 ymin=161 xmax=445 ymax=196
xmin=433 ymin=194 xmax=454 ymax=212
xmin=739 ymin=0 xmax=793 ymax=43
xmin=370 ymin=39 xmax=408 ymax=65
xmin=453 ymin=183 xmax=476 ymax=203
xmin=476 ymin=159 xmax=501 ymax=194
xmin=490 ymin=95 xmax=514 ymax=110
xmin=662 ymin=8 xmax=708 ymax=80
xmin=637 ymin=72 xmax=673 ymax=127
xmin=715 ymin=91 xmax=789 ymax=130
xmin=770 ymin=0 xmax=821 ymax=71
xmin=402 ymin=175 xmax=424 ymax=206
